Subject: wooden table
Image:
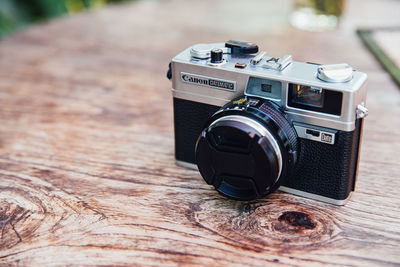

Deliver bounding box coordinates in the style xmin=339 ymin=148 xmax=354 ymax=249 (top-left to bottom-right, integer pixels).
xmin=1 ymin=0 xmax=399 ymax=266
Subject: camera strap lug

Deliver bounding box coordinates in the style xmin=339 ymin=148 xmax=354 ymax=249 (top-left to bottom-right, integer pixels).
xmin=356 ymin=102 xmax=368 ymax=118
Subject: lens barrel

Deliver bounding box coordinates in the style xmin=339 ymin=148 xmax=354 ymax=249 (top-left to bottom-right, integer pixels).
xmin=195 ymin=97 xmax=298 ymax=200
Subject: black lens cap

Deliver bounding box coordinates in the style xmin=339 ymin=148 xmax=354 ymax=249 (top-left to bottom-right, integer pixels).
xmin=195 ymin=116 xmax=281 ymax=200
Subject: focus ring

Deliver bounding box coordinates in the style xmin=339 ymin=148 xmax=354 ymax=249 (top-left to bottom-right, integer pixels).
xmin=258 ymin=102 xmax=299 ymax=154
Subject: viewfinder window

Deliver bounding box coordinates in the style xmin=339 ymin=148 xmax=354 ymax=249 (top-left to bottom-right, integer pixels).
xmin=291 ymin=84 xmax=324 ymax=108
xmin=288 ymin=83 xmax=342 ymax=115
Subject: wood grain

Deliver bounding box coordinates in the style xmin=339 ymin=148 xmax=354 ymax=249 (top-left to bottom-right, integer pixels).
xmin=0 ymin=0 xmax=400 ymax=266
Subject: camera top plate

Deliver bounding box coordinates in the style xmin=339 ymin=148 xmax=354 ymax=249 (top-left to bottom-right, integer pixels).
xmin=177 ymin=42 xmax=367 ymax=93
xmin=170 ymin=41 xmax=368 ymax=131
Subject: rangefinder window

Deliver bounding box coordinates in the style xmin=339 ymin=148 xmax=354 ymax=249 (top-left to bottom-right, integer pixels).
xmin=288 ymin=83 xmax=342 ymax=115
xmin=261 ymin=83 xmax=272 ymax=93
xmin=245 ymin=77 xmax=281 ymax=100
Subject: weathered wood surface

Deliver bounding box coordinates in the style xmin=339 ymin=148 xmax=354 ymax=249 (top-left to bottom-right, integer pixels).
xmin=1 ymin=0 xmax=400 ymax=266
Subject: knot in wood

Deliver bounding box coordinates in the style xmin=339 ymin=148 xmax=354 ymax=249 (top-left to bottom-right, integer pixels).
xmin=188 ymin=198 xmax=340 ymax=251
xmin=0 ymin=200 xmax=27 ymax=249
xmin=278 ymin=211 xmax=316 ymax=229
xmin=0 ymin=177 xmax=107 ymax=252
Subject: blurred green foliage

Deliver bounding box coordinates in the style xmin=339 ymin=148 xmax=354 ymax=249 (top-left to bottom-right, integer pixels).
xmin=0 ymin=0 xmax=133 ymax=38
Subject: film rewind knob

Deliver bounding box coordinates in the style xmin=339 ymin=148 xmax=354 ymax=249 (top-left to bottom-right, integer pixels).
xmin=317 ymin=63 xmax=353 ymax=83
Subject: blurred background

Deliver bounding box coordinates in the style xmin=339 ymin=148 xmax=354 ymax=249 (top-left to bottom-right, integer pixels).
xmin=0 ymin=0 xmax=134 ymax=38
xmin=0 ymin=0 xmax=369 ymax=37
xmin=0 ymin=0 xmax=398 ymax=86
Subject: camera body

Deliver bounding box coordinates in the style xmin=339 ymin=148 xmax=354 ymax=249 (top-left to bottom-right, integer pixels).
xmin=168 ymin=41 xmax=368 ymax=205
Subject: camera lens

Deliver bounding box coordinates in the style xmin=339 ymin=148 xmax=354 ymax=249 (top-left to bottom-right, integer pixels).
xmin=195 ymin=97 xmax=298 ymax=201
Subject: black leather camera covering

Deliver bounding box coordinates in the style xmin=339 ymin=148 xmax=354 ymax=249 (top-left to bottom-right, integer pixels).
xmin=173 ymin=98 xmax=220 ymax=164
xmin=283 ymin=119 xmax=362 ymax=200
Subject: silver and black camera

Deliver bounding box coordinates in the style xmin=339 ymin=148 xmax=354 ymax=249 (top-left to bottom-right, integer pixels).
xmin=167 ymin=40 xmax=368 ymax=205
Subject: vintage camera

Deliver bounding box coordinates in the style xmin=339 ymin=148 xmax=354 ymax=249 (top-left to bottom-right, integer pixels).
xmin=167 ymin=40 xmax=368 ymax=205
